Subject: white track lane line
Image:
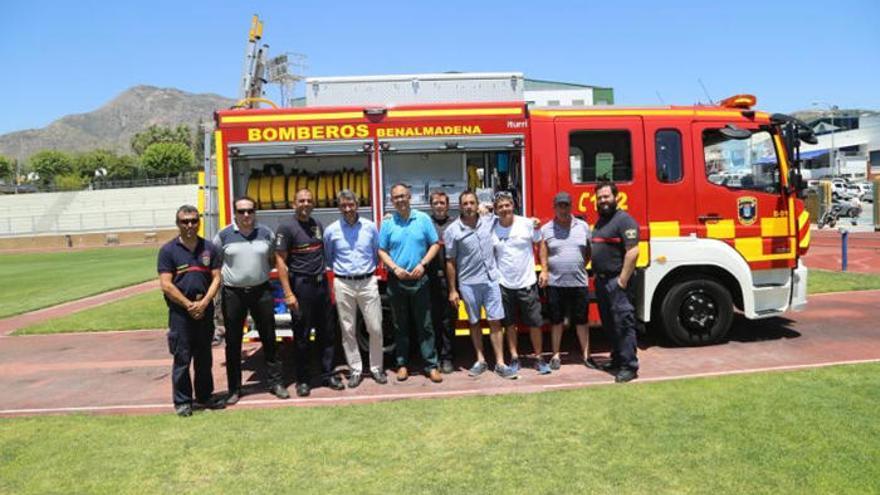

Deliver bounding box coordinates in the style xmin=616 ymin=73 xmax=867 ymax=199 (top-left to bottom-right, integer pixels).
xmin=1 ymin=358 xmax=878 ymax=416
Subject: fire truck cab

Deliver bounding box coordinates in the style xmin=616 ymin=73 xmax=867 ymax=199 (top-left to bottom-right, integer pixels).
xmin=211 ymin=94 xmax=811 ymax=346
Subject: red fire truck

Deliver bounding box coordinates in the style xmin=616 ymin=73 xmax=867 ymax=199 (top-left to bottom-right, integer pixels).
xmin=208 ymin=95 xmax=813 ymax=346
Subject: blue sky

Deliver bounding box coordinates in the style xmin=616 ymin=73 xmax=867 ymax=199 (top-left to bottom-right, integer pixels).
xmin=0 ymin=0 xmax=877 ymax=134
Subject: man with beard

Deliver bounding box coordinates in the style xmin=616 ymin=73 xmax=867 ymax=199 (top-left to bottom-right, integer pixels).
xmin=445 ymin=190 xmax=517 ymax=379
xmin=591 ymin=181 xmax=641 ymax=383
xmin=538 ymin=192 xmax=592 ymax=371
xmin=276 ymin=189 xmax=345 ymax=397
xmin=427 ymin=190 xmax=457 ymax=374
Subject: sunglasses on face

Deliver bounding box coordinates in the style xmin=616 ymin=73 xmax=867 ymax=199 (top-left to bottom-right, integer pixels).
xmin=236 ymin=208 xmax=255 ymax=215
xmin=178 ymin=218 xmax=199 ymax=226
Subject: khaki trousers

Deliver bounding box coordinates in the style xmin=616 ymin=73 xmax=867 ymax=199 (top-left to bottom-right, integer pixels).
xmin=333 ymin=276 xmax=384 ymax=373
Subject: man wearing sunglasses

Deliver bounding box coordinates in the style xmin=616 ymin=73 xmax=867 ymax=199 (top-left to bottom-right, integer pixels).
xmin=213 ymin=197 xmax=288 ymax=405
xmin=157 ymin=205 xmax=225 ymax=417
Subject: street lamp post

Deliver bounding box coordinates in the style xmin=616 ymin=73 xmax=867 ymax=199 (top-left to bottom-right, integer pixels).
xmin=812 ymin=101 xmax=839 ymax=177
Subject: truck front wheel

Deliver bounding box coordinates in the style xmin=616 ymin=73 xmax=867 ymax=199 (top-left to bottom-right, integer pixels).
xmin=659 ymin=278 xmax=733 ymax=346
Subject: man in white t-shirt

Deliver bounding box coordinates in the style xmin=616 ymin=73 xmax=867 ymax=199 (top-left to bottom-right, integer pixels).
xmin=491 ymin=192 xmax=551 ymax=374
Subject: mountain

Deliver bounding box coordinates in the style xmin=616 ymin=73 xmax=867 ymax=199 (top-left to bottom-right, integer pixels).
xmin=0 ymin=86 xmax=236 ymax=162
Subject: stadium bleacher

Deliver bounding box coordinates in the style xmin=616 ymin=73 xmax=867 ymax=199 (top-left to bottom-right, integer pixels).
xmin=0 ymin=185 xmax=198 ymax=237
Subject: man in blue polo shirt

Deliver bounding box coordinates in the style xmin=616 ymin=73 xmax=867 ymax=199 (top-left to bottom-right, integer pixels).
xmin=157 ymin=205 xmax=224 ymax=417
xmin=378 ymin=183 xmax=442 ymax=383
xmin=324 ymin=189 xmax=386 ymax=388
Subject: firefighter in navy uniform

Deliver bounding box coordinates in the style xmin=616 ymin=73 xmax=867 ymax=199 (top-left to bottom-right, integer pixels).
xmin=590 ymin=181 xmax=641 ymax=383
xmin=157 ymin=205 xmax=225 ymax=416
xmin=275 ymin=188 xmax=344 ymax=397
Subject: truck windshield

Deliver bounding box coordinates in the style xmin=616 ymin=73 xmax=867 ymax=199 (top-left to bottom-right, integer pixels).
xmin=703 ymin=129 xmax=780 ymax=193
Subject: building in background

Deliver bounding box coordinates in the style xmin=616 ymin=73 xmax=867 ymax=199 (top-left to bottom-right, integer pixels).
xmin=300 ymin=72 xmax=613 ymax=108
xmin=799 ymin=112 xmax=880 ymax=180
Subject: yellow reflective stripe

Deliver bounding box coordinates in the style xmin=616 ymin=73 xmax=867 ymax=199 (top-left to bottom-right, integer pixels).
xmin=734 ymin=237 xmax=796 ymax=261
xmin=761 ymin=217 xmax=790 ymax=238
xmin=455 ymin=328 xmax=491 ymax=336
xmin=706 ymin=219 xmax=736 ymax=239
xmin=798 ymin=209 xmax=810 ymax=227
xmin=197 ymin=171 xmax=205 ymax=237
xmin=637 ymin=241 xmax=649 ymax=267
xmin=799 ymin=228 xmax=811 ymax=249
xmin=649 ymin=221 xmax=680 ymax=238
xmin=387 ymin=108 xmax=522 ymax=118
xmin=220 ymin=112 xmax=364 ymax=124
xmin=215 ymin=131 xmax=228 ymax=228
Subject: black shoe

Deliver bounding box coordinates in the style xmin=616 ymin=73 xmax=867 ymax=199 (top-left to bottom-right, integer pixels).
xmin=615 ymin=368 xmax=638 ymax=383
xmin=371 ymin=369 xmax=388 ymax=384
xmin=175 ymin=404 xmax=192 ymax=417
xmin=270 ymin=384 xmax=290 ymax=399
xmin=194 ymin=397 xmax=225 ymax=410
xmin=348 ymin=372 xmax=364 ymax=389
xmin=296 ymin=383 xmax=311 ymax=397
xmin=225 ymin=391 xmax=241 ymax=406
xmin=325 ymin=375 xmax=345 ymax=391
xmin=440 ymin=359 xmax=455 ymax=374
xmin=584 ymin=357 xmax=602 ymax=370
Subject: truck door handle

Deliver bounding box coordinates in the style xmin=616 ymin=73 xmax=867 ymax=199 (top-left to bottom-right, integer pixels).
xmin=698 ymin=214 xmax=723 ymax=222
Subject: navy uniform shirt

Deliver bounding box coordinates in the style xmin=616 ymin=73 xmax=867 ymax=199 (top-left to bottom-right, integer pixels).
xmin=428 ymin=214 xmax=455 ymax=278
xmin=157 ymin=236 xmax=221 ymax=314
xmin=275 ymin=217 xmax=325 ymax=276
xmin=590 ymin=209 xmax=640 ymax=275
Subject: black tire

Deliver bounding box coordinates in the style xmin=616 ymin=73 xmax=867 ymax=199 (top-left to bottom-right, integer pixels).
xmin=659 ymin=277 xmax=733 ymax=346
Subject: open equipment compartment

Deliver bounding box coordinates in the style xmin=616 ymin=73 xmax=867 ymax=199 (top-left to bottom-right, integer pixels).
xmin=228 ymin=139 xmax=376 ymax=231
xmin=378 ymin=135 xmax=526 ymax=216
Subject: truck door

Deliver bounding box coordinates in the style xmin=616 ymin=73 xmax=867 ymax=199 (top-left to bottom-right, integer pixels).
xmin=554 ymin=117 xmax=648 ymax=241
xmin=691 ymin=122 xmax=795 ymax=268
xmin=643 ymin=121 xmax=695 ymax=237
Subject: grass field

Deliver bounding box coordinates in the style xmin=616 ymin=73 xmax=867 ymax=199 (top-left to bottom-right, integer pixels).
xmin=0 ymin=246 xmax=158 ymax=318
xmin=12 ymin=267 xmax=880 ymax=335
xmin=808 ymin=268 xmax=880 ymax=294
xmin=13 ymin=291 xmax=167 ymax=335
xmin=0 ymin=363 xmax=878 ymax=494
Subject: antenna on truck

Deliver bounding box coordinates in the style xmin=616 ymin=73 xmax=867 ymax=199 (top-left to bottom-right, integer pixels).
xmin=698 ymin=78 xmax=715 ymax=105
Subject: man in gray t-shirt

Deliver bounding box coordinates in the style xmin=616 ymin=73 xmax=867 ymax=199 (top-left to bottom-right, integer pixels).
xmin=538 ymin=191 xmax=593 ymax=370
xmin=213 ymin=196 xmax=288 ymax=405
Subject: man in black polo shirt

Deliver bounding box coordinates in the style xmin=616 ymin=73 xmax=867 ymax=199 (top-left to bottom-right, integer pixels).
xmin=214 ymin=196 xmax=289 ymax=405
xmin=157 ymin=205 xmax=225 ymax=416
xmin=428 ymin=190 xmax=457 ymax=374
xmin=590 ymin=181 xmax=641 ymax=383
xmin=275 ymin=188 xmax=344 ymax=397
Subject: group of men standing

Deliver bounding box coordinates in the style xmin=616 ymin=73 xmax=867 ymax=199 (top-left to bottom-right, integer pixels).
xmin=158 ymin=180 xmax=641 ymax=417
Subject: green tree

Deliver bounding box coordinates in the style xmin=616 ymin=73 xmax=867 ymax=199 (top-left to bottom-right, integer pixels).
xmin=29 ymin=150 xmax=74 ymax=185
xmin=106 ymin=154 xmax=141 ymax=180
xmin=131 ymin=124 xmax=193 ymax=156
xmin=0 ymin=154 xmax=13 ymax=182
xmin=141 ymin=142 xmax=194 ymax=178
xmin=73 ymin=149 xmax=119 ymax=179
xmin=54 ymin=173 xmax=88 ymax=191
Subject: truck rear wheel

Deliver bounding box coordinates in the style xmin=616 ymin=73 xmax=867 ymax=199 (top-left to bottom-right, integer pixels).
xmin=659 ymin=277 xmax=733 ymax=346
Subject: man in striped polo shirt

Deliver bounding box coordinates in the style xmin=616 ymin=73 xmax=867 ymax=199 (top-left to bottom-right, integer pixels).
xmin=538 ymin=192 xmax=593 ymax=370
xmin=214 ymin=196 xmax=288 ymax=405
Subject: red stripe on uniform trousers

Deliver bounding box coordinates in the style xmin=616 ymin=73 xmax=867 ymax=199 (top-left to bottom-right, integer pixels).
xmin=592 ymin=237 xmax=623 ymax=243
